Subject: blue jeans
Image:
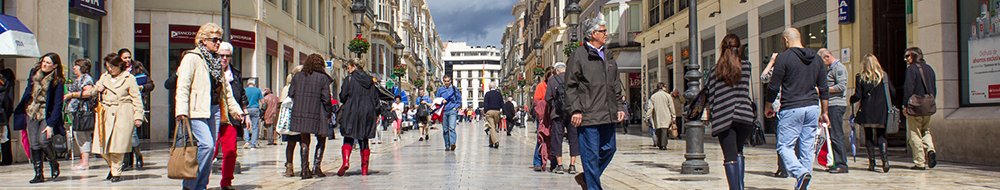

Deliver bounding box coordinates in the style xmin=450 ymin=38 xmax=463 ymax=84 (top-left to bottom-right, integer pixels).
xmin=776 ymin=105 xmax=820 ymax=179
xmin=578 ymin=123 xmax=617 ymax=190
xmin=442 ymin=109 xmax=458 ymax=148
xmin=533 ymin=121 xmax=543 ymax=167
xmin=182 ymin=106 xmax=220 ymax=190
xmin=243 ymin=107 xmax=261 ymax=147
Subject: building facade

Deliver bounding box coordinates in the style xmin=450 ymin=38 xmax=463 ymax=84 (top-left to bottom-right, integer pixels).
xmin=443 ymin=42 xmax=501 ymax=109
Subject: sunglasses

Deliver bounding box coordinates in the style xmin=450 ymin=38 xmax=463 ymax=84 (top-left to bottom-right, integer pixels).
xmin=219 ymin=54 xmax=232 ymax=58
xmin=595 ymin=29 xmax=608 ymax=34
xmin=207 ymin=37 xmax=223 ymax=43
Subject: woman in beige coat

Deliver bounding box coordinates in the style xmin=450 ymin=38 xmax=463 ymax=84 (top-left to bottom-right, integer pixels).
xmin=90 ymin=54 xmax=144 ymax=182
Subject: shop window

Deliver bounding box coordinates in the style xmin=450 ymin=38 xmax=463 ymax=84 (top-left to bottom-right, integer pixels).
xmin=799 ymin=21 xmax=826 ymax=50
xmin=958 ymin=1 xmax=1000 ymax=106
xmin=68 ymin=14 xmax=102 ymax=77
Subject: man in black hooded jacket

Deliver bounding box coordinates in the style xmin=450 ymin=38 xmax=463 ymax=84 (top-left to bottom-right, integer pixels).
xmin=764 ymin=27 xmax=830 ymax=190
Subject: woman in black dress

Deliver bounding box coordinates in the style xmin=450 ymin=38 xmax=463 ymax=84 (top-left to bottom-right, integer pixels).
xmin=849 ymin=54 xmax=895 ymax=173
xmin=336 ymin=58 xmax=388 ymax=176
xmin=288 ymin=54 xmax=334 ymax=179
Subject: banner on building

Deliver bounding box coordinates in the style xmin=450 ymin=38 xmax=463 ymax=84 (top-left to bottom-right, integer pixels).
xmin=968 ymin=37 xmax=1000 ymax=104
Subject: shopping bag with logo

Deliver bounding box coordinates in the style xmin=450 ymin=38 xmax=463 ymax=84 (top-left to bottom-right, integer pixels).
xmin=275 ymin=97 xmax=299 ymax=135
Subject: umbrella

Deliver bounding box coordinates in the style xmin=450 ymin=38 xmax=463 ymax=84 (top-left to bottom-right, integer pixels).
xmin=849 ymin=115 xmax=857 ymax=163
xmin=0 ymin=14 xmax=41 ymax=58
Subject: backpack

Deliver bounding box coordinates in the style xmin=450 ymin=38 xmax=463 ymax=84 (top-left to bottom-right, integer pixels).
xmin=551 ymin=75 xmax=567 ymax=117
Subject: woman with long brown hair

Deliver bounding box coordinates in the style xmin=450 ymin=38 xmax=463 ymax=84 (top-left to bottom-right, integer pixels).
xmin=288 ymin=54 xmax=334 ymax=178
xmin=14 ymin=52 xmax=66 ymax=183
xmin=849 ymin=54 xmax=895 ymax=173
xmin=705 ymin=34 xmax=754 ymax=189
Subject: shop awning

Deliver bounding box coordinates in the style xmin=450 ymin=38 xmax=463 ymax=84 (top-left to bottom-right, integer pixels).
xmin=616 ymin=51 xmax=641 ymax=73
xmin=0 ymin=15 xmax=41 ymax=58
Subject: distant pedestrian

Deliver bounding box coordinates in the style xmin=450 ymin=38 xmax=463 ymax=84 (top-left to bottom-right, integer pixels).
xmin=503 ymin=97 xmax=516 ymax=136
xmin=547 ymin=62 xmax=579 ymax=174
xmin=244 ymin=81 xmax=263 ymax=149
xmin=670 ymin=89 xmax=685 ymax=139
xmin=818 ymin=48 xmax=850 ymax=174
xmin=91 ymin=54 xmax=145 ymax=182
xmin=174 ymin=23 xmax=245 ymax=190
xmin=565 ymin=16 xmax=626 ymax=190
xmin=483 ymin=82 xmax=503 ymax=148
xmin=764 ymin=27 xmax=830 ymax=190
xmin=261 ymin=88 xmax=280 ymax=145
xmin=416 ymin=90 xmax=432 ymax=141
xmin=288 ymin=54 xmax=335 ymax=179
xmin=392 ymin=96 xmax=404 ymax=141
xmin=64 ymin=59 xmax=96 ymax=171
xmin=337 ymin=58 xmax=389 ymax=176
xmin=705 ymin=34 xmax=755 ymax=189
xmin=531 ymin=67 xmax=554 ymax=172
xmin=436 ymin=75 xmax=462 ymax=151
xmin=644 ymin=82 xmax=674 ymax=150
xmin=902 ymin=47 xmax=937 ymax=170
xmin=849 ymin=54 xmax=895 ymax=173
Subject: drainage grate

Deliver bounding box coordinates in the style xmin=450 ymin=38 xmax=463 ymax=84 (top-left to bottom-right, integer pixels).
xmin=662 ymin=177 xmax=722 ymax=182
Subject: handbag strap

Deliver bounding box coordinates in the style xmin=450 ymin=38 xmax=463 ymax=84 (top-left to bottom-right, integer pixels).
xmin=913 ymin=64 xmax=930 ymax=96
xmin=881 ymin=72 xmax=893 ymax=109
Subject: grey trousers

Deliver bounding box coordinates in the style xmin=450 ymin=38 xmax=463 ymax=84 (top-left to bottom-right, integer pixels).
xmin=25 ymin=119 xmax=50 ymax=150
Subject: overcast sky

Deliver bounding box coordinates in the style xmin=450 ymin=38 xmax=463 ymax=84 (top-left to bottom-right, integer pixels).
xmin=426 ymin=0 xmax=518 ymax=48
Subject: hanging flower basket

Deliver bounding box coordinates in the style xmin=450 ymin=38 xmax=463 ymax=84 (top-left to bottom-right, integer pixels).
xmin=349 ymin=35 xmax=371 ymax=55
xmin=532 ymin=65 xmax=545 ymax=76
xmin=413 ymin=78 xmax=424 ymax=87
xmin=517 ymin=77 xmax=527 ymax=87
xmin=393 ymin=64 xmax=407 ymax=78
xmin=508 ymin=85 xmax=517 ymax=92
xmin=426 ymin=85 xmax=434 ymax=92
xmin=563 ymin=41 xmax=583 ymax=57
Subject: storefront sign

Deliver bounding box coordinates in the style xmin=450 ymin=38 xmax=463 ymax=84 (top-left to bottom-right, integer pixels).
xmin=838 ymin=0 xmax=854 ymax=24
xmin=135 ymin=24 xmax=150 ymax=42
xmin=266 ymin=38 xmax=278 ymax=57
xmin=968 ymin=37 xmax=1000 ymax=104
xmin=628 ymin=73 xmax=641 ymax=88
xmin=841 ymin=47 xmax=851 ymax=63
xmin=326 ymin=61 xmax=334 ymax=70
xmin=168 ymin=25 xmax=255 ymax=49
xmin=299 ymin=52 xmax=307 ymax=65
xmin=71 ymin=0 xmax=106 ymax=16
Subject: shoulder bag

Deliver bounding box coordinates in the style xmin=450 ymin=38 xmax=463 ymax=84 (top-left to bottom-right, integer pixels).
xmin=906 ymin=64 xmax=936 ymax=116
xmin=883 ymin=74 xmax=901 ymax=134
xmin=168 ymin=117 xmax=198 ymax=179
xmin=742 ymin=61 xmax=766 ymax=147
xmin=275 ymin=98 xmax=299 ymax=135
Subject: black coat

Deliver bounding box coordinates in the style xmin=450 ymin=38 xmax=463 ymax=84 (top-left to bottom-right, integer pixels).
xmin=564 ymin=44 xmax=624 ymax=127
xmin=12 ymin=69 xmax=65 ymax=135
xmin=503 ymin=101 xmax=515 ymax=121
xmin=338 ymin=70 xmax=386 ymax=139
xmin=289 ymin=71 xmax=333 ymax=135
xmin=850 ymin=74 xmax=896 ymax=124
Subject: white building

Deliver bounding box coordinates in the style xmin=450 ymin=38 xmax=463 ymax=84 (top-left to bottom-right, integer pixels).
xmin=443 ymin=42 xmax=502 ymax=109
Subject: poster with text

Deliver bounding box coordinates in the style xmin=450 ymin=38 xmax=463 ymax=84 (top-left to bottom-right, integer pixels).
xmin=968 ymin=37 xmax=1000 ymax=104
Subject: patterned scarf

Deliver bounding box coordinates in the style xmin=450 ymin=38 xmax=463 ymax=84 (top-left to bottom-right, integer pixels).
xmin=198 ymin=45 xmax=224 ymax=83
xmin=26 ymin=70 xmax=53 ymax=120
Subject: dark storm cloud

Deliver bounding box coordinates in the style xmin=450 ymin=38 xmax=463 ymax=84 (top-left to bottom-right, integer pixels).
xmin=426 ymin=0 xmax=518 ymax=47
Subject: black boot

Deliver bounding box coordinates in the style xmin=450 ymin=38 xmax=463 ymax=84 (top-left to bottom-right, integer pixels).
xmin=724 ymin=162 xmax=741 ymax=190
xmin=737 ymin=155 xmax=745 ymax=190
xmin=879 ymin=140 xmax=890 ymax=173
xmin=313 ymin=138 xmax=327 ymax=177
xmin=29 ymin=150 xmax=45 ymax=183
xmin=42 ymin=147 xmax=59 ymax=179
xmin=866 ymin=141 xmax=876 ymax=171
xmin=300 ymin=142 xmax=312 ymax=179
xmin=134 ymin=148 xmax=145 ymax=169
xmin=122 ymin=151 xmax=133 ymax=171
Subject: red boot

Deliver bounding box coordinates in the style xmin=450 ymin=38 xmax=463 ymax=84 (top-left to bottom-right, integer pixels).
xmin=361 ymin=149 xmax=371 ymax=175
xmin=337 ymin=144 xmax=352 ymax=176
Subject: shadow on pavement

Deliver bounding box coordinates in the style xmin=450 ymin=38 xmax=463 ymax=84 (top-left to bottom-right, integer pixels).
xmin=629 ymin=160 xmax=682 ymax=172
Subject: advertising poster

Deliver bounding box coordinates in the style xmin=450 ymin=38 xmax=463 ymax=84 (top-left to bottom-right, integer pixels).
xmin=968 ymin=1 xmax=1000 ymax=104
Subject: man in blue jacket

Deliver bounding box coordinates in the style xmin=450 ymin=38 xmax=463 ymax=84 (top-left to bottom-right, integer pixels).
xmin=436 ymin=75 xmax=462 ymax=151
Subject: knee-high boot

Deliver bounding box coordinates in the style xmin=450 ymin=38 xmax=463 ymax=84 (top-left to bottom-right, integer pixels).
xmin=133 ymin=148 xmax=144 ymax=169
xmin=337 ymin=144 xmax=351 ymax=176
xmin=724 ymin=162 xmax=740 ymax=190
xmin=285 ymin=143 xmax=296 ymax=177
xmin=737 ymin=155 xmax=745 ymax=190
xmin=300 ymin=141 xmax=312 ymax=179
xmin=879 ymin=138 xmax=889 ymax=173
xmin=360 ymin=149 xmax=370 ymax=175
xmin=122 ymin=150 xmax=133 ymax=171
xmin=866 ymin=140 xmax=876 ymax=171
xmin=42 ymin=146 xmax=59 ymax=179
xmin=29 ymin=150 xmax=45 ymax=183
xmin=313 ymin=138 xmax=327 ymax=177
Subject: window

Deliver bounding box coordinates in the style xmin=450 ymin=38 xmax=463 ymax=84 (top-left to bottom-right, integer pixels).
xmin=297 ymin=0 xmax=306 ymax=23
xmin=318 ymin=0 xmax=324 ymax=34
xmin=628 ymin=2 xmax=641 ymax=32
xmin=648 ymin=0 xmax=660 ymax=26
xmin=663 ymin=0 xmax=675 ymax=20
xmin=310 ymin=0 xmax=316 ymax=29
xmin=266 ymin=0 xmax=275 ymax=5
xmin=678 ymin=0 xmax=688 ymax=11
xmin=282 ymin=0 xmax=290 ymax=13
xmin=604 ymin=6 xmax=620 ymax=35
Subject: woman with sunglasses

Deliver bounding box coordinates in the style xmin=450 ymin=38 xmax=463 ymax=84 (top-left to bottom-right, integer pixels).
xmin=89 ymin=53 xmax=144 ymax=182
xmin=174 ymin=23 xmax=245 ymax=190
xmin=115 ymin=48 xmax=154 ymax=171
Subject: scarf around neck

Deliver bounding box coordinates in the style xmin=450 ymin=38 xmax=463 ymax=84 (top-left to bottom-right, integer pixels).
xmin=198 ymin=45 xmax=224 ymax=83
xmin=26 ymin=70 xmax=54 ymax=120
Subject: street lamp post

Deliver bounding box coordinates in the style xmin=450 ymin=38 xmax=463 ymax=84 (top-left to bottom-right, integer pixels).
xmin=532 ymin=41 xmax=543 ymax=106
xmin=394 ymin=41 xmax=405 ymax=93
xmin=681 ymin=0 xmax=709 ymax=175
xmin=351 ymin=1 xmax=366 ymax=36
xmin=565 ymin=2 xmax=582 ymax=42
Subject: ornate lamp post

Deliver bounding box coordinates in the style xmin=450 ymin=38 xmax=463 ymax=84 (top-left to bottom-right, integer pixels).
xmin=351 ymin=0 xmax=366 ymax=36
xmin=681 ymin=0 xmax=709 ymax=175
xmin=532 ymin=41 xmax=543 ymax=104
xmin=565 ymin=2 xmax=583 ymax=42
xmin=394 ymin=41 xmax=405 ymax=91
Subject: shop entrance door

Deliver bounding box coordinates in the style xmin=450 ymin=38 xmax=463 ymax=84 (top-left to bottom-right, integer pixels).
xmin=872 ymin=0 xmax=908 ymax=146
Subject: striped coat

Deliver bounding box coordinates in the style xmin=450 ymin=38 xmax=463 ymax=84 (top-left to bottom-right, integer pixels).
xmin=706 ymin=60 xmax=755 ymax=137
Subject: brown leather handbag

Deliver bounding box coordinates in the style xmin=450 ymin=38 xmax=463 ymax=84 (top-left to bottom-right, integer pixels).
xmin=906 ymin=64 xmax=936 ymax=116
xmin=168 ymin=117 xmax=199 ymax=179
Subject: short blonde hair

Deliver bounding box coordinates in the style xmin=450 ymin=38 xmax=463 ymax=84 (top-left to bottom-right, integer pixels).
xmin=195 ymin=23 xmax=223 ymax=46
